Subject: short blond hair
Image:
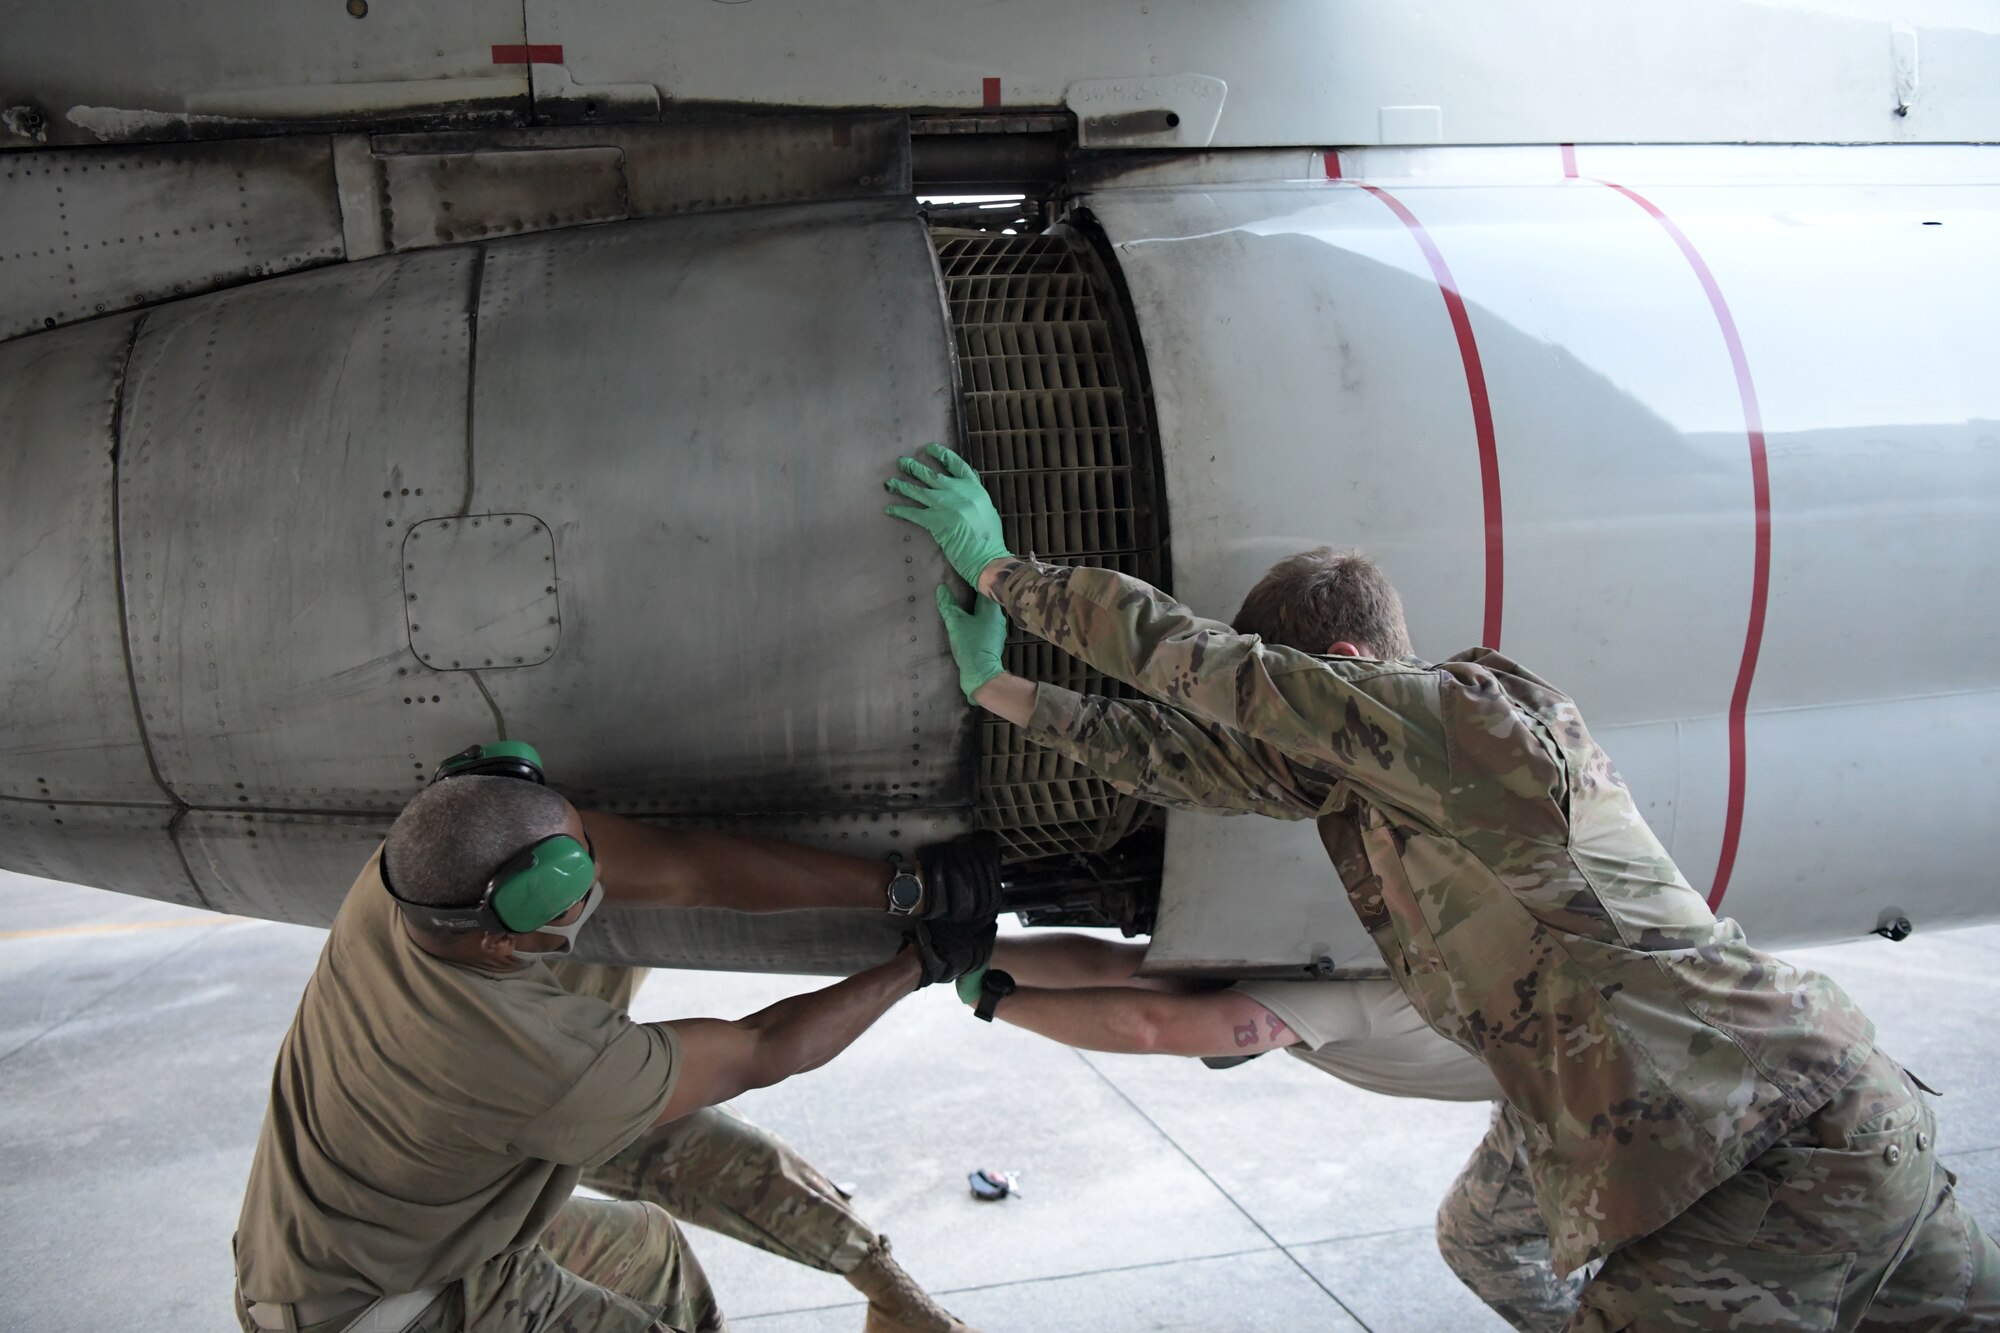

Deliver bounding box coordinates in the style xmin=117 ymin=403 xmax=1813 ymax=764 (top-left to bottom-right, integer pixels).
xmin=1231 ymin=547 xmax=1413 ymax=659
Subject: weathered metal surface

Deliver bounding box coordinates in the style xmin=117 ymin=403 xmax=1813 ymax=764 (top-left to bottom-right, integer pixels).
xmin=178 ymin=810 xmax=387 ymax=927
xmin=1068 ymin=74 xmax=1226 ymax=149
xmin=0 ymin=314 xmax=168 ymax=804
xmin=403 ymin=514 xmax=562 ymax=671
xmin=0 ymin=139 xmax=345 ymax=343
xmin=118 ymin=248 xmax=495 ymax=813
xmin=466 ymin=199 xmax=969 ymax=818
xmin=0 ymin=803 xmax=202 ymax=909
xmin=369 ymin=118 xmax=910 ymax=221
xmin=1086 ymin=145 xmax=2000 ymax=972
xmin=1 ymin=119 xmax=908 ymax=343
xmin=526 ymin=61 xmax=663 ymax=126
xmin=380 ymin=146 xmax=628 ymax=250
xmin=331 ymin=134 xmax=389 ymax=261
xmin=6 ymin=199 xmax=978 ymax=941
xmin=0 ymin=0 xmax=527 ymax=148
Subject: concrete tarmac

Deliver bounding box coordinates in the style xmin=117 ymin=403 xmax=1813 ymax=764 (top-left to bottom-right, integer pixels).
xmin=4 ymin=869 xmax=1998 ymax=1332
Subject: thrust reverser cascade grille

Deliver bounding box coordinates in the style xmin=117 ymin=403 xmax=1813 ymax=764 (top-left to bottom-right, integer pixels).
xmin=931 ymin=227 xmax=1167 ymax=861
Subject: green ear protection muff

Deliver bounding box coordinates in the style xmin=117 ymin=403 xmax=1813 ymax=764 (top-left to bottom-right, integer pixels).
xmin=383 ymin=740 xmax=599 ymax=935
xmin=430 ymin=740 xmax=548 ymax=785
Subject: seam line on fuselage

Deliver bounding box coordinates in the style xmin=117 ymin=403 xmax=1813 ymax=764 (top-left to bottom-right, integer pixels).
xmin=105 ymin=311 xmax=212 ymax=911
xmin=457 ymin=245 xmax=487 ymax=518
xmin=468 ymin=669 xmax=508 ymax=742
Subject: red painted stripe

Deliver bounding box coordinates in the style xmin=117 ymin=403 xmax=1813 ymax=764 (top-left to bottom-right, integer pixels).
xmin=1560 ymin=143 xmax=1578 ymax=179
xmin=1595 ymin=180 xmax=1769 ymax=911
xmin=491 ymin=43 xmax=564 ymax=64
xmin=1324 ymin=150 xmax=1342 ymax=180
xmin=1359 ymin=185 xmax=1505 ymax=649
xmin=982 ymin=76 xmax=1002 ymax=108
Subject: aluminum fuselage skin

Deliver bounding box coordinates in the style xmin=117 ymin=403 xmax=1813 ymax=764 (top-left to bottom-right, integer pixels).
xmin=1085 ymin=146 xmax=2000 ymax=973
xmin=3 ymin=0 xmax=1997 ymax=970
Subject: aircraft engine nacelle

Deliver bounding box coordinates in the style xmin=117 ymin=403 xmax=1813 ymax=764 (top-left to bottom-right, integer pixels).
xmin=0 ymin=149 xmax=1169 ymax=970
xmin=3 ymin=127 xmax=1997 ymax=975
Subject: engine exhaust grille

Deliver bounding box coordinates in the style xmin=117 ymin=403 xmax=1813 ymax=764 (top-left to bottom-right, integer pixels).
xmin=931 ymin=226 xmax=1167 ymax=861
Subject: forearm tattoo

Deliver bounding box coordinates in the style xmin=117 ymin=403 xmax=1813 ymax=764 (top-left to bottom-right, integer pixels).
xmin=1233 ymin=1011 xmax=1292 ymax=1049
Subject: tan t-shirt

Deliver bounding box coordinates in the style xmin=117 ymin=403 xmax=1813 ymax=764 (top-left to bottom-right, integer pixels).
xmin=1231 ymin=977 xmax=1500 ymax=1102
xmin=234 ymin=853 xmax=680 ymax=1303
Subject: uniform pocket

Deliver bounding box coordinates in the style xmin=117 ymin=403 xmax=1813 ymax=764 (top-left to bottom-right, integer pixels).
xmin=1576 ymin=1243 xmax=1855 ymax=1331
xmin=1669 ymin=1164 xmax=1777 ymax=1247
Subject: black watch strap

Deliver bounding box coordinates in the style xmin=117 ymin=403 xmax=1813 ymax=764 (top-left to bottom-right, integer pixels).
xmin=974 ymin=968 xmax=1017 ymax=1022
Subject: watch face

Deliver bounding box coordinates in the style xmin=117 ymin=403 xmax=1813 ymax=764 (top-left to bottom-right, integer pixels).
xmin=889 ymin=873 xmax=923 ymax=912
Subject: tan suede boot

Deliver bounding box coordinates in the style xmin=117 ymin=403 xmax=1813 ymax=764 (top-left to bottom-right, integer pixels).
xmin=846 ymin=1236 xmax=979 ymax=1333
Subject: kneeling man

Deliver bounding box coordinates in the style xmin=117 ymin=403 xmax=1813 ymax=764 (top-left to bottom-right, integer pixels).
xmin=234 ymin=743 xmax=994 ymax=1333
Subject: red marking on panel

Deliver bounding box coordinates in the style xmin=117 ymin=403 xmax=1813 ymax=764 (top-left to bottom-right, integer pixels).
xmin=1324 ymin=150 xmax=1342 ymax=180
xmin=1359 ymin=185 xmax=1505 ymax=649
xmin=1560 ymin=143 xmax=1578 ymax=179
xmin=982 ymin=77 xmax=1002 ymax=108
xmin=491 ymin=44 xmax=564 ymax=64
xmin=1595 ymin=180 xmax=1769 ymax=911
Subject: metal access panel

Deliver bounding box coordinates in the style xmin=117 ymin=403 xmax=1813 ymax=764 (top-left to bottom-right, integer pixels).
xmin=403 ymin=515 xmax=562 ymax=671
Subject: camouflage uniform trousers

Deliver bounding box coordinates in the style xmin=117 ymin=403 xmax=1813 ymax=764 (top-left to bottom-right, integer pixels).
xmin=552 ymin=963 xmax=880 ymax=1277
xmin=1570 ymin=1049 xmax=2000 ymax=1332
xmin=583 ymin=1103 xmax=878 ymax=1277
xmin=1437 ymin=1103 xmax=1589 ymax=1333
xmin=233 ymin=1196 xmax=719 ymax=1333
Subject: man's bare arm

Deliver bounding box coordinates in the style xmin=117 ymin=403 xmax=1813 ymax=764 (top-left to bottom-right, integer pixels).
xmin=991 ymin=933 xmax=1189 ymax=992
xmin=654 ymin=951 xmax=923 ymax=1123
xmin=992 ymin=984 xmax=1295 ymax=1058
xmin=582 ymin=809 xmax=891 ymax=912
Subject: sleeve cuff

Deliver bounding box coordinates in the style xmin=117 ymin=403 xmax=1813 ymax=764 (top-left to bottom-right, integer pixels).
xmin=1025 ymin=680 xmax=1088 ymax=743
xmin=987 ymin=555 xmax=1056 ymax=616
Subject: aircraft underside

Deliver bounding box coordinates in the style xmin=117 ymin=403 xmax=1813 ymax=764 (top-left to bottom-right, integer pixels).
xmin=3 ymin=6 xmax=1997 ymax=975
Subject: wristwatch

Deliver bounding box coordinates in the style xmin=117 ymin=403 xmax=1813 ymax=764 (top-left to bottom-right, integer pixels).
xmin=974 ymin=968 xmax=1017 ymax=1022
xmin=884 ymin=855 xmax=924 ymax=916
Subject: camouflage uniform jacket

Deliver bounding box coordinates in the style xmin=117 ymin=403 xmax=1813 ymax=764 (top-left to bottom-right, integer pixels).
xmin=991 ymin=557 xmax=1875 ymax=1271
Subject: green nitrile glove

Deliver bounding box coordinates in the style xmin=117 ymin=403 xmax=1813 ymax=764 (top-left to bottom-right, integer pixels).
xmin=956 ymin=965 xmax=990 ymax=1006
xmin=936 ymin=587 xmax=1006 ymax=703
xmin=884 ymin=444 xmax=1014 ymax=587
